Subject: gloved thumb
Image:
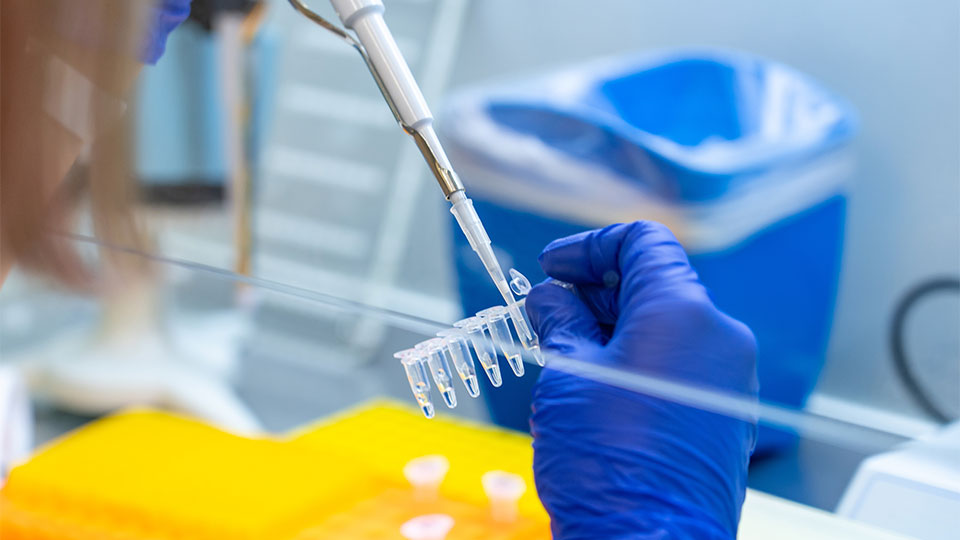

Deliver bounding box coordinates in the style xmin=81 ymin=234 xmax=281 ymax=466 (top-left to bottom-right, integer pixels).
xmin=525 ymin=279 xmax=607 ymax=354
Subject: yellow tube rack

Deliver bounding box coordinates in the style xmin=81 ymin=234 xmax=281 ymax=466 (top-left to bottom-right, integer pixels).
xmin=0 ymin=401 xmax=549 ymax=540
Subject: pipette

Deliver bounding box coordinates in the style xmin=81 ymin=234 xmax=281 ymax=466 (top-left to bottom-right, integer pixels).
xmin=287 ymin=0 xmax=523 ymax=315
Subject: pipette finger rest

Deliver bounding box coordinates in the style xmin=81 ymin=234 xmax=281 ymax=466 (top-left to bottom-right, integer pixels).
xmin=394 ymin=269 xmax=546 ymax=417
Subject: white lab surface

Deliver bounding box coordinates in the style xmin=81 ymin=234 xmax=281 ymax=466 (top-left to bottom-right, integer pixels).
xmin=837 ymin=422 xmax=960 ymax=540
xmin=0 ymin=365 xmax=33 ymax=485
xmin=740 ymin=489 xmax=914 ymax=540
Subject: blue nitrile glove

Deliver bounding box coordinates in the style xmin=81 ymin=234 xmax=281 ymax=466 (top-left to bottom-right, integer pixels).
xmin=525 ymin=221 xmax=758 ymax=540
xmin=141 ymin=0 xmax=192 ymax=64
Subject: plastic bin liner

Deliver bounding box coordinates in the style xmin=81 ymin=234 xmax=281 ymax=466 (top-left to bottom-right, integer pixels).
xmin=441 ymin=49 xmax=857 ymax=455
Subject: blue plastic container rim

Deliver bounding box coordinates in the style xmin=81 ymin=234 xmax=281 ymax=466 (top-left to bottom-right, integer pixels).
xmin=442 ymin=48 xmax=859 ymax=203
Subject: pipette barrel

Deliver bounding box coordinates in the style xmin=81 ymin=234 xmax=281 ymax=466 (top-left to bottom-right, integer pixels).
xmin=329 ymin=0 xmax=432 ymax=129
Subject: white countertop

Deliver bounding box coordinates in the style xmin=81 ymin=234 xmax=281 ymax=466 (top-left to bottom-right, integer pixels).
xmin=740 ymin=489 xmax=914 ymax=540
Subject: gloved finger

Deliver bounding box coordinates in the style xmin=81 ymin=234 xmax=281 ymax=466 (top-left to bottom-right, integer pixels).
xmin=537 ymin=224 xmax=631 ymax=286
xmin=571 ymin=283 xmax=619 ymax=326
xmin=525 ymin=280 xmax=607 ymax=353
xmin=536 ymin=224 xmax=629 ymax=324
xmin=539 ymin=221 xmax=706 ymax=314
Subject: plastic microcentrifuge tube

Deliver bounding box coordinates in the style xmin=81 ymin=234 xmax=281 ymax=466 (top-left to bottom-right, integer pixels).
xmin=416 ymin=338 xmax=457 ymax=409
xmin=403 ymin=455 xmax=450 ymax=502
xmin=453 ymin=316 xmax=502 ymax=387
xmin=400 ymin=514 xmax=455 ymax=540
xmin=437 ymin=330 xmax=480 ymax=398
xmin=481 ymin=470 xmax=527 ymax=523
xmin=508 ymin=269 xmax=545 ymax=366
xmin=394 ymin=349 xmax=434 ymax=419
xmin=508 ymin=268 xmax=532 ymax=297
xmin=505 ymin=302 xmax=544 ymax=367
xmin=478 ymin=307 xmax=524 ymax=377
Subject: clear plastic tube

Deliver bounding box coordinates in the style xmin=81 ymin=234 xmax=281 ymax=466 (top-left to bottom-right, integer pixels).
xmin=437 ymin=330 xmax=480 ymax=397
xmin=507 ymin=269 xmax=544 ymax=365
xmin=506 ymin=303 xmax=544 ymax=367
xmin=416 ymin=338 xmax=457 ymax=408
xmin=399 ymin=514 xmax=455 ymax=540
xmin=394 ymin=349 xmax=434 ymax=418
xmin=403 ymin=454 xmax=449 ymax=501
xmin=478 ymin=307 xmax=523 ymax=377
xmin=481 ymin=470 xmax=526 ymax=523
xmin=453 ymin=316 xmax=502 ymax=387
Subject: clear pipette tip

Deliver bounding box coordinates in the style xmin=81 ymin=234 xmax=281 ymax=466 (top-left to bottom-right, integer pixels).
xmin=448 ymin=192 xmax=519 ymax=307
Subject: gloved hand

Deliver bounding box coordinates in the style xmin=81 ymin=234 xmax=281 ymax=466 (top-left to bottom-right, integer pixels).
xmin=525 ymin=221 xmax=758 ymax=540
xmin=142 ymin=0 xmax=192 ymax=64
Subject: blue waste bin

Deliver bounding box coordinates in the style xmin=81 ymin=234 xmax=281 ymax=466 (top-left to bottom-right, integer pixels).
xmin=441 ymin=49 xmax=857 ymax=455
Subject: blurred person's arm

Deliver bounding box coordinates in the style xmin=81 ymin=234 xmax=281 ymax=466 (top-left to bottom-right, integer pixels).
xmin=0 ymin=0 xmax=190 ymax=287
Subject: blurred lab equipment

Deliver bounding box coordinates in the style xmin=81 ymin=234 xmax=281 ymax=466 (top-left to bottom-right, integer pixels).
xmin=11 ymin=1 xmax=274 ymax=433
xmin=19 ymin=280 xmax=260 ymax=433
xmin=837 ymin=421 xmax=960 ymax=540
xmin=889 ymin=277 xmax=960 ymax=423
xmin=0 ymin=402 xmax=909 ymax=539
xmin=395 ymin=269 xmax=542 ymax=417
xmin=138 ymin=0 xmax=277 ymax=277
xmin=442 ymin=49 xmax=858 ymax=454
xmin=137 ymin=0 xmax=266 ymax=206
xmin=287 ymin=0 xmax=524 ymax=319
